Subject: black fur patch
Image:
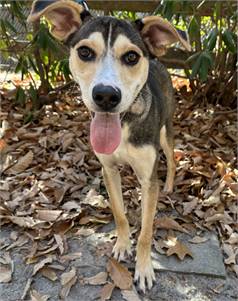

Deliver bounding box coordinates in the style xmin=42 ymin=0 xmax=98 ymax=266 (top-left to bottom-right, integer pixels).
xmin=33 ymin=0 xmax=57 ymax=14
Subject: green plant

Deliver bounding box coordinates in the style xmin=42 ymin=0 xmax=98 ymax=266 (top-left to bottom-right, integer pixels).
xmin=0 ymin=0 xmax=71 ymax=107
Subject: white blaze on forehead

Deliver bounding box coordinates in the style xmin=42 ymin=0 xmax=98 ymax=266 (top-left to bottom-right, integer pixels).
xmin=92 ymin=54 xmax=121 ymax=89
xmin=92 ymin=25 xmax=121 ymax=89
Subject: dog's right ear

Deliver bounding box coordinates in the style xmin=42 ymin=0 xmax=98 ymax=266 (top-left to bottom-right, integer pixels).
xmin=135 ymin=16 xmax=191 ymax=57
xmin=27 ymin=0 xmax=91 ymax=41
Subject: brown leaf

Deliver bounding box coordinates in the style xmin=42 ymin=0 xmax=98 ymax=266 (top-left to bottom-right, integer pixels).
xmin=74 ymin=228 xmax=94 ymax=237
xmin=36 ymin=210 xmax=62 ymax=222
xmin=183 ymin=198 xmax=198 ymax=215
xmin=7 ymin=150 xmax=33 ymax=174
xmin=32 ymin=256 xmax=53 ymax=276
xmin=0 ymin=253 xmax=13 ymax=283
xmin=60 ymin=267 xmax=77 ymax=299
xmin=59 ymin=252 xmax=81 ymax=263
xmin=54 ymin=234 xmax=64 ymax=255
xmin=166 ymin=237 xmax=193 ymax=260
xmin=61 ymin=201 xmax=81 ymax=211
xmin=121 ymin=287 xmax=141 ymax=301
xmin=107 ymin=258 xmax=132 ymax=290
xmin=188 ymin=236 xmax=209 ymax=244
xmin=100 ymin=282 xmax=115 ymax=301
xmin=6 ymin=235 xmax=29 ymax=250
xmin=30 ymin=289 xmax=49 ymax=301
xmin=84 ymin=272 xmax=108 ymax=285
xmin=154 ymin=217 xmax=188 ymax=233
xmin=40 ymin=267 xmax=57 ymax=281
xmin=0 ymin=265 xmax=12 ymax=283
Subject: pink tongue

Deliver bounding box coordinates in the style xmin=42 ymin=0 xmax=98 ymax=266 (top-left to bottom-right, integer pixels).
xmin=90 ymin=113 xmax=121 ymax=154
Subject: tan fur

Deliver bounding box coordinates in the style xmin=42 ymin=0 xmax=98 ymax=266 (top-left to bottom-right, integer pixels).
xmin=112 ymin=35 xmax=149 ymax=101
xmin=141 ymin=16 xmax=191 ymax=56
xmin=70 ymin=32 xmax=105 ymax=83
xmin=160 ymin=125 xmax=176 ymax=193
xmin=96 ymin=124 xmax=158 ymax=291
xmin=27 ymin=0 xmax=84 ymax=40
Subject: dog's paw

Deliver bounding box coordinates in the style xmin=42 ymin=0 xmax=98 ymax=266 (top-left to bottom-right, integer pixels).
xmin=134 ymin=258 xmax=155 ymax=293
xmin=112 ymin=238 xmax=132 ymax=262
xmin=163 ymin=183 xmax=173 ymax=194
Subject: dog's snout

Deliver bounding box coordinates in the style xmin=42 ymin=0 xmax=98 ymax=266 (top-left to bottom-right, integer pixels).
xmin=92 ymin=84 xmax=121 ymax=111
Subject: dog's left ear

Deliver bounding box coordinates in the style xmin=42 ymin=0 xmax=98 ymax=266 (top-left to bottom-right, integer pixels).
xmin=27 ymin=0 xmax=91 ymax=41
xmin=135 ymin=16 xmax=191 ymax=57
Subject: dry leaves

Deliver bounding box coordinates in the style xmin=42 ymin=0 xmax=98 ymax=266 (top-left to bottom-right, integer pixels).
xmin=84 ymin=272 xmax=108 ymax=285
xmin=107 ymin=258 xmax=132 ymax=290
xmin=0 ymin=253 xmax=13 ymax=283
xmin=100 ymin=282 xmax=115 ymax=301
xmin=60 ymin=267 xmax=77 ymax=299
xmin=0 ymin=76 xmax=237 ymax=298
xmin=6 ymin=150 xmax=33 ymax=174
xmin=155 ymin=216 xmax=188 ymax=233
xmin=166 ymin=236 xmax=193 ymax=260
xmin=30 ymin=289 xmax=49 ymax=301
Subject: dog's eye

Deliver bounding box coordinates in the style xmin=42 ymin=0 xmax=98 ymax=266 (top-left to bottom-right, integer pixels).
xmin=77 ymin=46 xmax=95 ymax=61
xmin=122 ymin=51 xmax=140 ymax=66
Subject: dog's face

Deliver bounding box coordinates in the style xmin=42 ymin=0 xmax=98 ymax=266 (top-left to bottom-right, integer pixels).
xmin=28 ymin=1 xmax=190 ymax=115
xmin=69 ymin=17 xmax=149 ymax=114
xmin=28 ymin=0 xmax=190 ymax=154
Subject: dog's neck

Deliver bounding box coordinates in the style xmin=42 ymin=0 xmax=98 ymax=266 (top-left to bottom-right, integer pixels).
xmin=123 ymin=84 xmax=152 ymax=124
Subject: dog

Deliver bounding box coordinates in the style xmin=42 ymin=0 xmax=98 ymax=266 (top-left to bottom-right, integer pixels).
xmin=28 ymin=0 xmax=191 ymax=292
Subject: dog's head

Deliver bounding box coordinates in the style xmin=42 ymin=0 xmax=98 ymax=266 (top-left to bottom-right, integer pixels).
xmin=28 ymin=0 xmax=190 ymax=154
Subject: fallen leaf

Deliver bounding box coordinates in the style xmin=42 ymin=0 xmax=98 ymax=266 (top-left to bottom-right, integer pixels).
xmin=21 ymin=278 xmax=33 ymax=300
xmin=33 ymin=256 xmax=53 ymax=276
xmin=107 ymin=258 xmax=132 ymax=290
xmin=75 ymin=228 xmax=94 ymax=237
xmin=60 ymin=267 xmax=77 ymax=299
xmin=36 ymin=210 xmax=62 ymax=222
xmin=100 ymin=282 xmax=115 ymax=301
xmin=59 ymin=252 xmax=81 ymax=263
xmin=6 ymin=150 xmax=33 ymax=174
xmin=154 ymin=216 xmax=188 ymax=233
xmin=30 ymin=289 xmax=49 ymax=301
xmin=121 ymin=286 xmax=141 ymax=301
xmin=54 ymin=234 xmax=64 ymax=255
xmin=183 ymin=199 xmax=198 ymax=215
xmin=0 ymin=253 xmax=13 ymax=283
xmin=84 ymin=272 xmax=108 ymax=285
xmin=40 ymin=267 xmax=57 ymax=281
xmin=6 ymin=235 xmax=29 ymax=250
xmin=166 ymin=237 xmax=193 ymax=260
xmin=188 ymin=236 xmax=209 ymax=244
xmin=61 ymin=201 xmax=81 ymax=211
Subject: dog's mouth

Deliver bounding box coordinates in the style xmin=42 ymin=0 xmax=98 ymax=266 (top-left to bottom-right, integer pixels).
xmin=90 ymin=112 xmax=121 ymax=155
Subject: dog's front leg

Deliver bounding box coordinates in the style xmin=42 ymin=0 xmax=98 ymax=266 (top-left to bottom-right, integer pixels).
xmin=135 ymin=169 xmax=159 ymax=292
xmin=102 ymin=165 xmax=131 ymax=261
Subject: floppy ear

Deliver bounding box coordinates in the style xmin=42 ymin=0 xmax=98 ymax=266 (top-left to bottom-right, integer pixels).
xmin=27 ymin=0 xmax=90 ymax=41
xmin=135 ymin=16 xmax=191 ymax=57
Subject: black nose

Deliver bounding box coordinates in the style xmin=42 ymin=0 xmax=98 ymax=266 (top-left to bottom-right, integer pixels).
xmin=92 ymin=84 xmax=121 ymax=111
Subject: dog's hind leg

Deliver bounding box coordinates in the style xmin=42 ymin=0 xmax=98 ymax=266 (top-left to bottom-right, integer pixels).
xmin=160 ymin=124 xmax=176 ymax=193
xmin=102 ymin=165 xmax=131 ymax=261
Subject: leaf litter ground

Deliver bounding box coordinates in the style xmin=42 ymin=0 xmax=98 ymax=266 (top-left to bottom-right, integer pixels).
xmin=0 ymin=77 xmax=237 ymax=300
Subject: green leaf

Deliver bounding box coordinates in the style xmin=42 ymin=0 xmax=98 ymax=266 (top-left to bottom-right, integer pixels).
xmin=222 ymin=29 xmax=237 ymax=53
xmin=29 ymin=83 xmax=38 ymax=104
xmin=204 ymin=28 xmax=218 ymax=51
xmin=191 ymin=53 xmax=202 ymax=78
xmin=188 ymin=16 xmax=200 ymax=41
xmin=15 ymin=87 xmax=26 ymax=106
